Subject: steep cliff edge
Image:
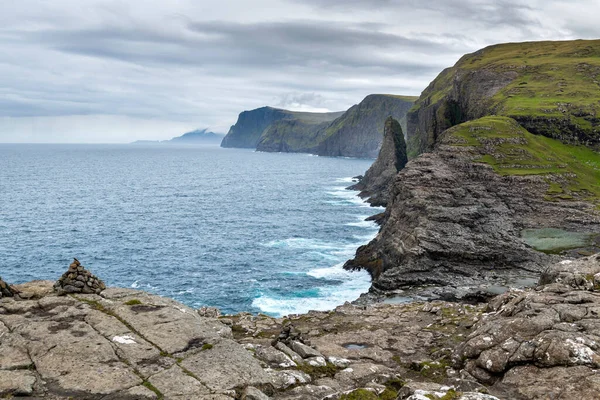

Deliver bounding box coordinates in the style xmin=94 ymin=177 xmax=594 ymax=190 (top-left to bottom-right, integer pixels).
xmin=407 ymin=40 xmax=600 ymax=157
xmin=220 ymin=107 xmax=343 ymax=149
xmin=223 ymin=94 xmax=416 ymax=158
xmin=315 ymin=94 xmax=416 ymax=158
xmin=347 ymin=40 xmax=600 ymax=299
xmin=350 ymin=116 xmax=407 ymax=207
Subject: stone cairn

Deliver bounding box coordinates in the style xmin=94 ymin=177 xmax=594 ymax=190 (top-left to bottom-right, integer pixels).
xmin=0 ymin=277 xmax=18 ymax=298
xmin=54 ymin=258 xmax=106 ymax=295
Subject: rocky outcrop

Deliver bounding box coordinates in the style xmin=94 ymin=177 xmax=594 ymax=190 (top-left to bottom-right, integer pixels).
xmin=315 ymin=94 xmax=416 ymax=158
xmin=349 ymin=116 xmax=407 ymax=207
xmin=345 ymin=125 xmax=600 ymax=298
xmin=221 ymin=106 xmax=343 ymax=149
xmin=53 ymin=258 xmax=106 ymax=295
xmin=454 ymin=254 xmax=600 ymax=399
xmin=6 ymin=254 xmax=600 ymax=399
xmin=347 ymin=40 xmax=600 ymax=299
xmin=0 ymin=277 xmax=17 ymax=298
xmin=406 ymin=39 xmax=600 ymax=157
xmin=222 ymin=94 xmax=416 ymax=158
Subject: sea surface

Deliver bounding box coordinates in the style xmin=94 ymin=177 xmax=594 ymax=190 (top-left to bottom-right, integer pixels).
xmin=0 ymin=144 xmax=381 ymax=316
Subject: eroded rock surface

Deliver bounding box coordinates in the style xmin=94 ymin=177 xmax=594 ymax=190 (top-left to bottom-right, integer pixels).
xmin=345 ymin=139 xmax=600 ymax=300
xmin=455 ymin=254 xmax=600 ymax=399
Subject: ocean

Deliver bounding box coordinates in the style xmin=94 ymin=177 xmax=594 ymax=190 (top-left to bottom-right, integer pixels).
xmin=0 ymin=144 xmax=380 ymax=316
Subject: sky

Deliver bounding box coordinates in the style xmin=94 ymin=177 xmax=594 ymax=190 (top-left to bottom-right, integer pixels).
xmin=0 ymin=0 xmax=598 ymax=143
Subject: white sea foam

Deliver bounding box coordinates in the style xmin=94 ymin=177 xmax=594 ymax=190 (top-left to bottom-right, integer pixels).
xmin=252 ymin=267 xmax=371 ymax=317
xmin=335 ymin=177 xmax=356 ymax=183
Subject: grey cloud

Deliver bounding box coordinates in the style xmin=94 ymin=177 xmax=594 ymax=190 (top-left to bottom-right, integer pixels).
xmin=0 ymin=0 xmax=598 ymax=142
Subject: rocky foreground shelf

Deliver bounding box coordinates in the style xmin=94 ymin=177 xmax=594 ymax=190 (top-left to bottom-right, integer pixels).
xmin=2 ymin=255 xmax=600 ymax=399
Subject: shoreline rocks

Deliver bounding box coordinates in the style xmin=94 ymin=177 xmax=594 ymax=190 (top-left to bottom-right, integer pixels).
xmin=3 ymin=254 xmax=600 ymax=398
xmin=0 ymin=277 xmax=18 ymax=298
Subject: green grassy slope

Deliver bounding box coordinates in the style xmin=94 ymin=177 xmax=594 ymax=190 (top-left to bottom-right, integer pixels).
xmin=443 ymin=116 xmax=600 ymax=205
xmin=408 ymin=39 xmax=600 ymax=155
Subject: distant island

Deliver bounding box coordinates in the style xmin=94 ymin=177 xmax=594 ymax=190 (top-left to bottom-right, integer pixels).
xmin=133 ymin=128 xmax=225 ymax=145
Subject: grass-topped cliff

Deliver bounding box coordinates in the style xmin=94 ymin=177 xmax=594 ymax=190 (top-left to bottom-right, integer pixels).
xmin=314 ymin=94 xmax=416 ymax=158
xmin=223 ymin=94 xmax=417 ymax=158
xmin=407 ymin=39 xmax=600 ymax=157
xmin=221 ymin=107 xmax=344 ymax=149
xmin=443 ymin=116 xmax=600 ymax=205
xmin=347 ymin=39 xmax=600 ymax=301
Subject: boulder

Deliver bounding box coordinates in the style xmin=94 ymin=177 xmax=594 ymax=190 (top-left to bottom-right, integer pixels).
xmin=0 ymin=277 xmax=18 ymax=298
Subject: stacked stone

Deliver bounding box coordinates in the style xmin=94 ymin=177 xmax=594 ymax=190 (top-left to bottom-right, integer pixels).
xmin=53 ymin=258 xmax=106 ymax=295
xmin=0 ymin=277 xmax=18 ymax=298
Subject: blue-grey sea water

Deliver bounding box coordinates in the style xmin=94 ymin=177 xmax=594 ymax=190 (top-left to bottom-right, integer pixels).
xmin=0 ymin=144 xmax=380 ymax=316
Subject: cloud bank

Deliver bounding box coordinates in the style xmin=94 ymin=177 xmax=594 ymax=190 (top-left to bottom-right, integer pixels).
xmin=0 ymin=0 xmax=597 ymax=142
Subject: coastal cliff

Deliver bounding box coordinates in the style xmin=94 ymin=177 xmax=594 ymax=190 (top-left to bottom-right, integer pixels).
xmin=346 ymin=39 xmax=600 ymax=300
xmin=406 ymin=40 xmax=600 ymax=157
xmin=349 ymin=116 xmax=407 ymax=207
xmin=223 ymin=95 xmax=416 ymax=158
xmin=221 ymin=107 xmax=343 ymax=149
xmin=314 ymin=95 xmax=415 ymax=158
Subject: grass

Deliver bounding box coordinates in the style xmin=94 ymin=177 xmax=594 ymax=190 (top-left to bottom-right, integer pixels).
xmin=445 ymin=116 xmax=600 ymax=204
xmin=124 ymin=299 xmax=142 ymax=306
xmin=296 ymin=361 xmax=340 ymax=379
xmin=410 ymin=39 xmax=600 ymax=155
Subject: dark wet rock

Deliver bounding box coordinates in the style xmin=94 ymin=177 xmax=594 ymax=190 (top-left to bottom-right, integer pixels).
xmin=53 ymin=258 xmax=106 ymax=295
xmin=350 ymin=116 xmax=408 ymax=207
xmin=345 ymin=141 xmax=600 ymax=299
xmin=0 ymin=277 xmax=18 ymax=299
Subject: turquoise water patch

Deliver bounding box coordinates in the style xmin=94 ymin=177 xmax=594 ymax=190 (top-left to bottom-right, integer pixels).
xmin=521 ymin=228 xmax=596 ymax=253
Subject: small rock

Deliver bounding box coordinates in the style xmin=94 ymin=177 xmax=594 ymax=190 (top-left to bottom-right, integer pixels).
xmin=289 ymin=340 xmax=323 ymax=359
xmin=244 ymin=386 xmax=270 ymax=400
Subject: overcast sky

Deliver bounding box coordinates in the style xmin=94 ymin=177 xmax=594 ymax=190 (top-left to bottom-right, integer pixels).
xmin=1 ymin=0 xmax=598 ymax=143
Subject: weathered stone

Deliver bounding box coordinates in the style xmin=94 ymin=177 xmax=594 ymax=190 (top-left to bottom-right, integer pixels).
xmin=289 ymin=340 xmax=322 ymax=359
xmin=0 ymin=370 xmax=36 ymax=396
xmin=149 ymin=365 xmax=211 ymax=399
xmin=54 ymin=258 xmax=106 ymax=295
xmin=181 ymin=338 xmax=272 ymax=391
xmin=244 ymin=386 xmax=270 ymax=400
xmin=255 ymin=344 xmax=296 ymax=368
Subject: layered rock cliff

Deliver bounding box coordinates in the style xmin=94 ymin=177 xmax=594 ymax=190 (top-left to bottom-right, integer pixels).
xmin=221 ymin=107 xmax=343 ymax=149
xmin=346 ymin=40 xmax=600 ymax=299
xmin=406 ymin=40 xmax=600 ymax=157
xmin=315 ymin=94 xmax=415 ymax=158
xmin=223 ymin=95 xmax=417 ymax=158
xmin=349 ymin=116 xmax=407 ymax=207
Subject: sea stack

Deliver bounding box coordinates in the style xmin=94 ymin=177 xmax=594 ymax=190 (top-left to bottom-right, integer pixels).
xmin=53 ymin=258 xmax=106 ymax=295
xmin=350 ymin=116 xmax=407 ymax=207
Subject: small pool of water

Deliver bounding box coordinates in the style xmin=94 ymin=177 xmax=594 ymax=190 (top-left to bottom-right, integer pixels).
xmin=382 ymin=296 xmax=413 ymax=305
xmin=343 ymin=343 xmax=369 ymax=350
xmin=521 ymin=228 xmax=596 ymax=254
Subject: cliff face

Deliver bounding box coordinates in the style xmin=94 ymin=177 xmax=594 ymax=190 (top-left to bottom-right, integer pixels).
xmin=350 ymin=116 xmax=407 ymax=207
xmin=407 ymin=40 xmax=600 ymax=157
xmin=315 ymin=94 xmax=416 ymax=158
xmin=221 ymin=107 xmax=344 ymax=149
xmin=223 ymin=95 xmax=417 ymax=158
xmin=347 ymin=40 xmax=600 ymax=299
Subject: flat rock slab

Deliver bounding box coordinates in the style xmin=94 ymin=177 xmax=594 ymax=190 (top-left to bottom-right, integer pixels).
xmin=181 ymin=338 xmax=272 ymax=391
xmin=0 ymin=370 xmax=36 ymax=396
